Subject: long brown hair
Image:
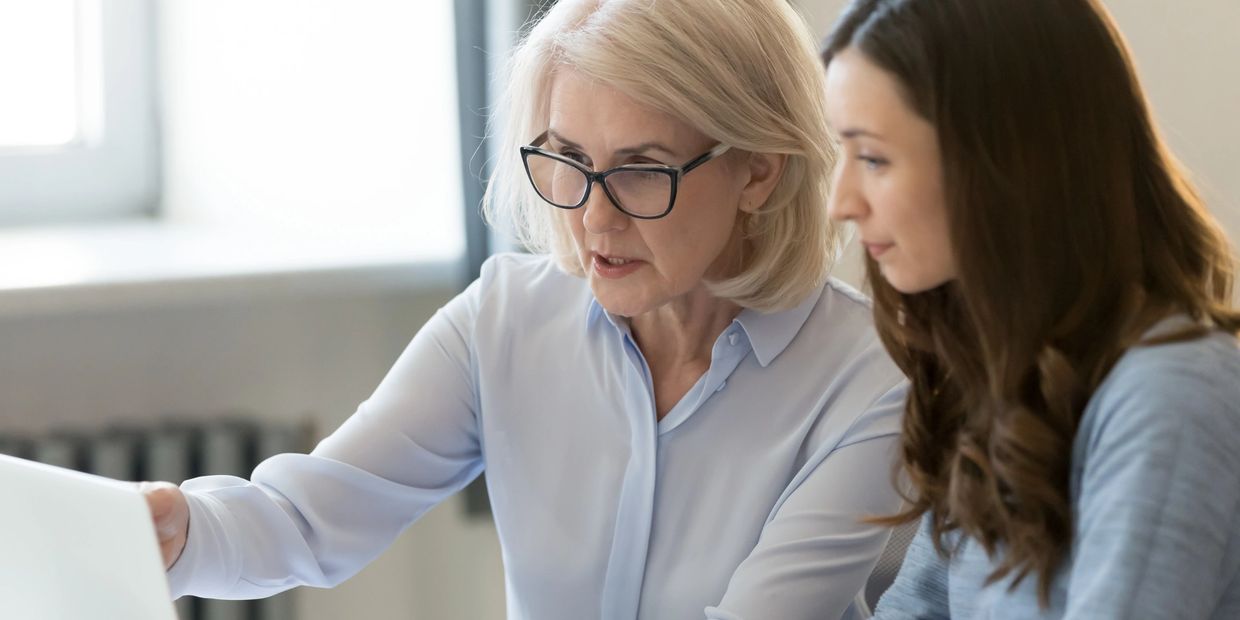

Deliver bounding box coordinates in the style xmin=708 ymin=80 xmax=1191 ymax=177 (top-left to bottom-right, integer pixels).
xmin=823 ymin=0 xmax=1240 ymax=604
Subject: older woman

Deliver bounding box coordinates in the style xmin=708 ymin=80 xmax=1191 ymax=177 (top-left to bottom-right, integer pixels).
xmin=143 ymin=1 xmax=907 ymax=618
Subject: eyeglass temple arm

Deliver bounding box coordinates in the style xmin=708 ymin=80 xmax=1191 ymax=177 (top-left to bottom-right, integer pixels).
xmin=681 ymin=143 xmax=733 ymax=174
xmin=527 ymin=130 xmax=550 ymax=147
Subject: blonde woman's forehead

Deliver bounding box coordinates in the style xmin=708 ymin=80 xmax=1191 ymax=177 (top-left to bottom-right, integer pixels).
xmin=546 ymin=69 xmax=713 ymax=157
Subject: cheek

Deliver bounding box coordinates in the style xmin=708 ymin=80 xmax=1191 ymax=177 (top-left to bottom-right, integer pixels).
xmin=558 ymin=211 xmax=592 ymax=270
xmin=928 ymin=202 xmax=955 ymax=271
xmin=634 ymin=220 xmax=686 ymax=266
xmin=862 ymin=181 xmax=905 ymax=229
xmin=562 ymin=209 xmax=586 ymax=244
xmin=896 ymin=183 xmax=954 ymax=276
xmin=914 ymin=176 xmax=952 ymax=259
xmin=659 ymin=194 xmax=738 ymax=259
xmin=873 ymin=175 xmax=932 ymax=234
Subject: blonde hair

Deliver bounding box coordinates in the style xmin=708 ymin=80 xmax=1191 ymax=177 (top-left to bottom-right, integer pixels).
xmin=482 ymin=0 xmax=839 ymax=311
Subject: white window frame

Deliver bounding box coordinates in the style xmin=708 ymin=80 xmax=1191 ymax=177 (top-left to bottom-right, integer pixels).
xmin=0 ymin=0 xmax=159 ymax=226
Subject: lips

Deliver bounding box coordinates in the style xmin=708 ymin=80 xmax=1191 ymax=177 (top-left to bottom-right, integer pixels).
xmin=862 ymin=241 xmax=894 ymax=258
xmin=591 ymin=252 xmax=644 ymax=278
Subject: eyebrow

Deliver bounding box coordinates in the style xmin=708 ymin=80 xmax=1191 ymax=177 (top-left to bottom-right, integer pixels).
xmin=838 ymin=128 xmax=885 ymax=141
xmin=546 ymin=129 xmax=678 ymax=158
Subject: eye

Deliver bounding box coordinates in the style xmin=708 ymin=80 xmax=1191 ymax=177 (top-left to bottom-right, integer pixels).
xmin=624 ymin=169 xmax=666 ymax=181
xmin=858 ymin=155 xmax=889 ymax=171
xmin=560 ymin=149 xmax=589 ymax=165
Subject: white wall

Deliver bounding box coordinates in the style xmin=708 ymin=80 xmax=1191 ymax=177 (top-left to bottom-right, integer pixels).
xmin=796 ymin=0 xmax=1240 ymax=297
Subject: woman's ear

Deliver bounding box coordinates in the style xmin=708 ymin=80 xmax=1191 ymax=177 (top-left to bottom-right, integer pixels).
xmin=738 ymin=152 xmax=786 ymax=213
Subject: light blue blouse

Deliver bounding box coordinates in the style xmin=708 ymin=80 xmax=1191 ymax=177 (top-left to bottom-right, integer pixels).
xmin=874 ymin=321 xmax=1240 ymax=619
xmin=167 ymin=253 xmax=908 ymax=620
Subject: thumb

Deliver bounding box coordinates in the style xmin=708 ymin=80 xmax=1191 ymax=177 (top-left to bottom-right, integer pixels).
xmin=135 ymin=481 xmax=177 ymax=529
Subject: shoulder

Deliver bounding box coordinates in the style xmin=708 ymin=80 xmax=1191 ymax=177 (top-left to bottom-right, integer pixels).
xmin=473 ymin=252 xmax=589 ymax=309
xmin=797 ymin=277 xmax=897 ymax=377
xmin=823 ymin=276 xmax=875 ymax=312
xmin=451 ymin=252 xmax=593 ymax=342
xmin=789 ymin=278 xmax=908 ymax=440
xmin=821 ymin=276 xmax=876 ymax=322
xmin=1080 ymin=323 xmax=1240 ymax=453
xmin=477 ymin=251 xmax=571 ymax=288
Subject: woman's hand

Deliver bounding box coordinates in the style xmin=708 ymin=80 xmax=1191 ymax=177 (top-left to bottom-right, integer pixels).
xmin=137 ymin=481 xmax=189 ymax=570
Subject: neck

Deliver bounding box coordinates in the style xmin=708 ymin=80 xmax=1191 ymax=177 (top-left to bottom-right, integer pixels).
xmin=629 ymin=286 xmax=742 ymax=367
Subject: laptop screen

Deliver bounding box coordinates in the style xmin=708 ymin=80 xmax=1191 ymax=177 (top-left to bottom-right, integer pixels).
xmin=0 ymin=454 xmax=178 ymax=620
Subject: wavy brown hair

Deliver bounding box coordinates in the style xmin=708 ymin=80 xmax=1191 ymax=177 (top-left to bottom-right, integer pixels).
xmin=823 ymin=0 xmax=1240 ymax=605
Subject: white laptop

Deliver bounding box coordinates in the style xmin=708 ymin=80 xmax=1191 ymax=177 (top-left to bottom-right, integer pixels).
xmin=0 ymin=453 xmax=178 ymax=620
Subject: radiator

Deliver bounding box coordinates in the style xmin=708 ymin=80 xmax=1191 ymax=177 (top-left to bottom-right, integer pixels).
xmin=0 ymin=416 xmax=313 ymax=620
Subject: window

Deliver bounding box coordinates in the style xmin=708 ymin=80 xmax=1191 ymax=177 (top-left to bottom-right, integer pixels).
xmin=0 ymin=0 xmax=159 ymax=226
xmin=0 ymin=1 xmax=78 ymax=147
xmin=156 ymin=2 xmax=464 ymax=262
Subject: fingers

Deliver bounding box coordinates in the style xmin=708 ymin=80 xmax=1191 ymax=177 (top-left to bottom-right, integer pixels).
xmin=136 ymin=481 xmax=190 ymax=569
xmin=137 ymin=481 xmax=185 ymax=535
xmin=138 ymin=481 xmax=174 ymax=516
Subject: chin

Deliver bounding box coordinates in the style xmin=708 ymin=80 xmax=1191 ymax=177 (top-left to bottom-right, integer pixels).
xmin=595 ymin=296 xmax=649 ymax=318
xmin=892 ymin=280 xmax=954 ymax=295
xmin=588 ymin=282 xmax=647 ymax=318
xmin=887 ymin=279 xmax=933 ymax=295
xmin=881 ymin=267 xmax=952 ymax=295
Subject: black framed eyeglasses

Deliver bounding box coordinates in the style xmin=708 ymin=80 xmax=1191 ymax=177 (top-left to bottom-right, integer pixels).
xmin=519 ymin=131 xmax=732 ymax=220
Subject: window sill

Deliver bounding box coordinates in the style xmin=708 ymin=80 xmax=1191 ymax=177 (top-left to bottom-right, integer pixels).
xmin=0 ymin=219 xmax=464 ymax=318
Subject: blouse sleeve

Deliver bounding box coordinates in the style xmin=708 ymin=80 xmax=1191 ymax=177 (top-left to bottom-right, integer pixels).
xmin=166 ymin=274 xmax=488 ymax=600
xmin=707 ymin=382 xmax=910 ymax=620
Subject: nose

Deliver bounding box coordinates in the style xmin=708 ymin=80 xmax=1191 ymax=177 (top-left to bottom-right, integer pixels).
xmin=581 ymin=182 xmax=630 ymax=234
xmin=826 ymin=161 xmax=868 ymax=222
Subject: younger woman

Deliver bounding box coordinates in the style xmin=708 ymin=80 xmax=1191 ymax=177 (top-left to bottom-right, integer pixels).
xmin=822 ymin=0 xmax=1240 ymax=617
